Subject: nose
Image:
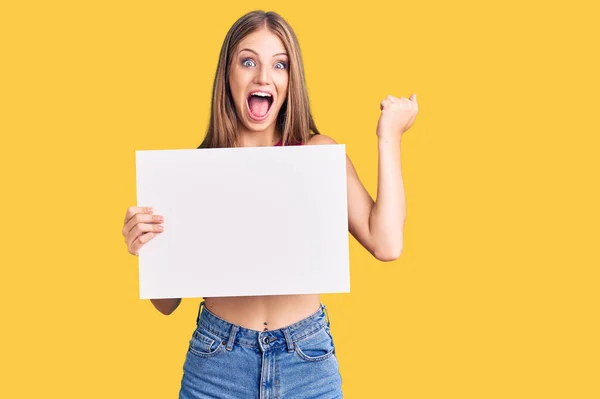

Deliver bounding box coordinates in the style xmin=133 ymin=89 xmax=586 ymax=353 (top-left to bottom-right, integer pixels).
xmin=253 ymin=64 xmax=270 ymax=85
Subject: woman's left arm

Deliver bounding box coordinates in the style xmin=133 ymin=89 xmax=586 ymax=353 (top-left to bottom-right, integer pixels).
xmin=309 ymin=94 xmax=418 ymax=262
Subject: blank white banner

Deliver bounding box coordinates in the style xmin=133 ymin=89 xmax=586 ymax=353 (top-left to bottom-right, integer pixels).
xmin=135 ymin=144 xmax=350 ymax=299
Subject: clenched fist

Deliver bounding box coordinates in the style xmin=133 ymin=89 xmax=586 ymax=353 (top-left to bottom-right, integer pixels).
xmin=122 ymin=206 xmax=164 ymax=256
xmin=376 ymin=94 xmax=419 ymax=140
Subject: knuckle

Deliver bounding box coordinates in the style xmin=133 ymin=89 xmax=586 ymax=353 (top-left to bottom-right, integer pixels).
xmin=133 ymin=224 xmax=145 ymax=235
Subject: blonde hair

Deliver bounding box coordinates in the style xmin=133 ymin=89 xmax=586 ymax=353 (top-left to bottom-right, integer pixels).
xmin=198 ymin=10 xmax=320 ymax=148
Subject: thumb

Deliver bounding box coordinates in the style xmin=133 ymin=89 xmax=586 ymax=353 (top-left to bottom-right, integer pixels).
xmin=380 ymin=98 xmax=392 ymax=110
xmin=409 ymin=93 xmax=417 ymax=102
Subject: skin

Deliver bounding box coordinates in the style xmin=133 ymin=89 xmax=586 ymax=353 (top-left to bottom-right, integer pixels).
xmin=228 ymin=28 xmax=288 ymax=148
xmin=122 ymin=28 xmax=418 ymax=331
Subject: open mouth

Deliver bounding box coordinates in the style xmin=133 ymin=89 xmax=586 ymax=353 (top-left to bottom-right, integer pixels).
xmin=246 ymin=91 xmax=274 ymax=121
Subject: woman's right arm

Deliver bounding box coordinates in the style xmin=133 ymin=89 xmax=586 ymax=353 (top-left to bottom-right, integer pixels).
xmin=123 ymin=206 xmax=182 ymax=315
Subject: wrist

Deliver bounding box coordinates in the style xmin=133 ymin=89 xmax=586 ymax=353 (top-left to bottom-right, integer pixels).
xmin=377 ymin=133 xmax=402 ymax=148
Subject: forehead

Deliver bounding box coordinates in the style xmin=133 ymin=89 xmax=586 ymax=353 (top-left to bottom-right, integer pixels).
xmin=237 ymin=29 xmax=286 ymax=54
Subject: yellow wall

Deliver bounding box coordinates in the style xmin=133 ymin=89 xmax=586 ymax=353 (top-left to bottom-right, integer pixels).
xmin=2 ymin=1 xmax=599 ymax=397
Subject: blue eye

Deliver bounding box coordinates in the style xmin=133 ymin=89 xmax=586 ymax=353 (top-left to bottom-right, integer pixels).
xmin=274 ymin=61 xmax=287 ymax=70
xmin=242 ymin=59 xmax=256 ymax=67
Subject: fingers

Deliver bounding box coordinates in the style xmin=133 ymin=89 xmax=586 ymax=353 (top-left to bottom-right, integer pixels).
xmin=380 ymin=98 xmax=392 ymax=110
xmin=122 ymin=207 xmax=164 ymax=256
xmin=129 ymin=232 xmax=160 ymax=256
xmin=122 ymin=212 xmax=164 ymax=238
xmin=125 ymin=219 xmax=164 ymax=248
xmin=381 ymin=94 xmax=418 ymax=110
xmin=408 ymin=93 xmax=418 ymax=111
xmin=125 ymin=206 xmax=153 ymax=224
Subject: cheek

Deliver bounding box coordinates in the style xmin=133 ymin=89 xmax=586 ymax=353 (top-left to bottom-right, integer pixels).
xmin=228 ymin=71 xmax=245 ymax=107
xmin=276 ymin=75 xmax=289 ymax=103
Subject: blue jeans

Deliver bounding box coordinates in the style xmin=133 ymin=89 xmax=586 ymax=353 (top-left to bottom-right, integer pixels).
xmin=179 ymin=301 xmax=343 ymax=398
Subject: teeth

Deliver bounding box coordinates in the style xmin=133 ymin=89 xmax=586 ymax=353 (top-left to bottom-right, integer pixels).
xmin=250 ymin=92 xmax=272 ymax=98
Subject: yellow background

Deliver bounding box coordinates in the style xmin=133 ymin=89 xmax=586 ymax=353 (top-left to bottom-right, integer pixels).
xmin=1 ymin=0 xmax=599 ymax=398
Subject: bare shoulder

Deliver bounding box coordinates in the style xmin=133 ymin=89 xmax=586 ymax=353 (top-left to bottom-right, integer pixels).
xmin=307 ymin=134 xmax=356 ymax=173
xmin=307 ymin=134 xmax=337 ymax=145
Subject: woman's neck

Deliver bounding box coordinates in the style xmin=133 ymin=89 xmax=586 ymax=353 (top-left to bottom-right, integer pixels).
xmin=237 ymin=125 xmax=282 ymax=147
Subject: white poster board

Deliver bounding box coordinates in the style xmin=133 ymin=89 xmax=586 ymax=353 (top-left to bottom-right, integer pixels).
xmin=135 ymin=144 xmax=350 ymax=299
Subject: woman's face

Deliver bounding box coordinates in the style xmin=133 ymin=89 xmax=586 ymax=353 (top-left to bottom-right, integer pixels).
xmin=229 ymin=28 xmax=289 ymax=134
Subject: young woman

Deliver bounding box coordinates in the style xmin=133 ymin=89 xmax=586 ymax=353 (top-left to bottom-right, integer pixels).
xmin=122 ymin=10 xmax=418 ymax=399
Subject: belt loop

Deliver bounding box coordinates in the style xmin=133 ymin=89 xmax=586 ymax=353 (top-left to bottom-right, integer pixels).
xmin=283 ymin=327 xmax=294 ymax=353
xmin=322 ymin=303 xmax=331 ymax=327
xmin=226 ymin=325 xmax=239 ymax=351
xmin=196 ymin=300 xmax=205 ymax=325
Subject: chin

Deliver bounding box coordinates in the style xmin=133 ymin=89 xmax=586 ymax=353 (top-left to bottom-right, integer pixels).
xmin=242 ymin=120 xmax=277 ymax=133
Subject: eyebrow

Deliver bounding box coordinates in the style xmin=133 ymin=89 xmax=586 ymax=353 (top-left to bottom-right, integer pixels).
xmin=239 ymin=48 xmax=288 ymax=57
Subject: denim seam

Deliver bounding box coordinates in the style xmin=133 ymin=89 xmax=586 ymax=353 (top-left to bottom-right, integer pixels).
xmin=226 ymin=325 xmax=238 ymax=351
xmin=193 ymin=329 xmax=215 ymax=348
xmin=188 ymin=340 xmax=226 ymax=358
xmin=196 ymin=325 xmax=267 ymax=349
xmin=283 ymin=328 xmax=295 ymax=352
xmin=199 ymin=321 xmax=229 ymax=340
xmin=292 ymin=324 xmax=326 ymax=343
xmin=293 ymin=344 xmax=335 ymax=362
xmin=197 ymin=303 xmax=328 ymax=349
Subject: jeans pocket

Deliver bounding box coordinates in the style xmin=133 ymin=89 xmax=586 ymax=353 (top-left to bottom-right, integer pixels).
xmin=188 ymin=326 xmax=226 ymax=358
xmin=294 ymin=326 xmax=336 ymax=362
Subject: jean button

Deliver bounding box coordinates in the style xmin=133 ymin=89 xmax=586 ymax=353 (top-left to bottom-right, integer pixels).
xmin=262 ymin=336 xmax=269 ymax=344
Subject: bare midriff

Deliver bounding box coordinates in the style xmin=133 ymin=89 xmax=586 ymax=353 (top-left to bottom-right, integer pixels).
xmin=203 ymin=294 xmax=321 ymax=331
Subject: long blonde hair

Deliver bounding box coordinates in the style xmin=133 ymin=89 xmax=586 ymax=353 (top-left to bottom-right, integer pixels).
xmin=198 ymin=10 xmax=320 ymax=148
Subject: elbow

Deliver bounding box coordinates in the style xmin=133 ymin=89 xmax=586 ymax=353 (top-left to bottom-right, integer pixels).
xmin=368 ymin=226 xmax=404 ymax=262
xmin=158 ymin=308 xmax=176 ymax=316
xmin=151 ymin=298 xmax=181 ymax=316
xmin=373 ymin=244 xmax=403 ymax=262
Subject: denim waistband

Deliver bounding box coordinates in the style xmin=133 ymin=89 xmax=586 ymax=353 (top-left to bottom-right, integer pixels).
xmin=195 ymin=301 xmax=331 ymax=352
